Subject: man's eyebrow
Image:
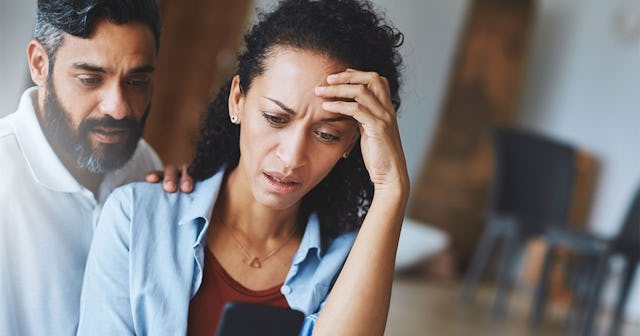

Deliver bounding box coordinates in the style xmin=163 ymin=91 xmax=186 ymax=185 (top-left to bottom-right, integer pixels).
xmin=71 ymin=63 xmax=155 ymax=74
xmin=264 ymin=97 xmax=294 ymax=115
xmin=130 ymin=65 xmax=155 ymax=74
xmin=72 ymin=62 xmax=106 ymax=73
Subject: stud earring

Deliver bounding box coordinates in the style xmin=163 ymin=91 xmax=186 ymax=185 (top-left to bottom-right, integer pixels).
xmin=342 ymin=152 xmax=350 ymax=159
xmin=230 ymin=115 xmax=238 ymax=124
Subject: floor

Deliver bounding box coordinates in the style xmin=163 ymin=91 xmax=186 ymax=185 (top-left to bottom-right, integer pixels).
xmin=384 ymin=276 xmax=639 ymax=336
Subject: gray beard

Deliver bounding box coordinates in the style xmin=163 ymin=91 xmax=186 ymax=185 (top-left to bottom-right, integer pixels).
xmin=41 ymin=78 xmax=148 ymax=173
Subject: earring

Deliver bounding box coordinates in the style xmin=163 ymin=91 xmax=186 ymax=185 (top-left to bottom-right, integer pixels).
xmin=342 ymin=152 xmax=349 ymax=159
xmin=230 ymin=115 xmax=238 ymax=124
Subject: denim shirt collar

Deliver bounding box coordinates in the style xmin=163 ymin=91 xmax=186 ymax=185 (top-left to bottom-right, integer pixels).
xmin=177 ymin=169 xmax=324 ymax=263
xmin=292 ymin=213 xmax=323 ymax=264
xmin=177 ymin=170 xmax=225 ymax=249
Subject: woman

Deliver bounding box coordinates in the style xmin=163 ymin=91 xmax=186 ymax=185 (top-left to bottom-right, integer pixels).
xmin=77 ymin=0 xmax=408 ymax=334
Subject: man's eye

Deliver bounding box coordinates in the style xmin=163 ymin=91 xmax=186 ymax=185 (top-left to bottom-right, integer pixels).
xmin=262 ymin=113 xmax=287 ymax=125
xmin=314 ymin=130 xmax=340 ymax=143
xmin=127 ymin=78 xmax=151 ymax=87
xmin=79 ymin=76 xmax=102 ymax=86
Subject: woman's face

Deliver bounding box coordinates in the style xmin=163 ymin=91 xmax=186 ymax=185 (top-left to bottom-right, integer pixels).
xmin=229 ymin=47 xmax=358 ymax=211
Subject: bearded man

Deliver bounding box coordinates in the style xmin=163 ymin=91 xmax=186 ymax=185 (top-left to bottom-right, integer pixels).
xmin=0 ymin=1 xmax=184 ymax=335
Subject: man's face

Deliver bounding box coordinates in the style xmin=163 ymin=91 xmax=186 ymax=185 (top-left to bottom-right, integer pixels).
xmin=41 ymin=19 xmax=156 ymax=173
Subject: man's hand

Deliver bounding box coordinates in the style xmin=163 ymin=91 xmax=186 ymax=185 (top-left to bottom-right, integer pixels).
xmin=145 ymin=163 xmax=194 ymax=193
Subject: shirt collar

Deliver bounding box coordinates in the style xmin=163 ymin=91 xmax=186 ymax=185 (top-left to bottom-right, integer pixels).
xmin=178 ymin=170 xmax=226 ymax=246
xmin=10 ymin=88 xmax=152 ymax=200
xmin=9 ymin=87 xmax=83 ymax=193
xmin=178 ymin=169 xmax=324 ymax=261
xmin=292 ymin=213 xmax=323 ymax=265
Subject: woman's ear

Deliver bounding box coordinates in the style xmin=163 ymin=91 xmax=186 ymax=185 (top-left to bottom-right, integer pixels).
xmin=27 ymin=40 xmax=49 ymax=87
xmin=228 ymin=75 xmax=244 ymax=124
xmin=345 ymin=126 xmax=361 ymax=154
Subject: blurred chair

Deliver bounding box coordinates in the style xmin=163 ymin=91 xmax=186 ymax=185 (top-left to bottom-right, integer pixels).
xmin=460 ymin=127 xmax=577 ymax=317
xmin=530 ymin=186 xmax=640 ymax=336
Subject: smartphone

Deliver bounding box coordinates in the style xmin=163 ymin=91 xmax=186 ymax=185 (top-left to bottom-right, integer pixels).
xmin=215 ymin=302 xmax=305 ymax=336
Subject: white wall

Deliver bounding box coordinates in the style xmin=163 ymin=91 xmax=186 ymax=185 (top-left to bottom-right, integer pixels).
xmin=0 ymin=0 xmax=36 ymax=116
xmin=364 ymin=0 xmax=470 ymax=185
xmin=518 ymin=0 xmax=640 ymax=321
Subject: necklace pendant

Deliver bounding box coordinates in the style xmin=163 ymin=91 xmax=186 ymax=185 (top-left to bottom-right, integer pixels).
xmin=249 ymin=257 xmax=262 ymax=268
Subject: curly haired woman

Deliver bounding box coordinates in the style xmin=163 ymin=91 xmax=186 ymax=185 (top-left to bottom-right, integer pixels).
xmin=78 ymin=0 xmax=408 ymax=334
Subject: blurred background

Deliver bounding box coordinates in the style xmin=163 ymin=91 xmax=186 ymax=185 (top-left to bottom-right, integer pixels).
xmin=1 ymin=0 xmax=639 ymax=334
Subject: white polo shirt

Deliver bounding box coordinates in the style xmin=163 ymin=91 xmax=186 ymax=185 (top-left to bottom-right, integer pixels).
xmin=0 ymin=87 xmax=163 ymax=335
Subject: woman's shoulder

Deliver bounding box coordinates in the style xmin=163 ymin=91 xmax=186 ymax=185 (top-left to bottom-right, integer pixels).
xmin=108 ymin=181 xmax=183 ymax=209
xmin=104 ymin=172 xmax=225 ymax=224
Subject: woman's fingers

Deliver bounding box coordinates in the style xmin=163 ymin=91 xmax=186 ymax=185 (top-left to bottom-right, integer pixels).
xmin=317 ymin=69 xmax=407 ymax=189
xmin=315 ymin=84 xmax=390 ymax=120
xmin=326 ymin=70 xmax=392 ymax=108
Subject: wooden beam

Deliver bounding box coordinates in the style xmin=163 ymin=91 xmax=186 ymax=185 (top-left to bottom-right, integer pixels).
xmin=409 ymin=0 xmax=536 ymax=267
xmin=144 ymin=0 xmax=254 ymax=165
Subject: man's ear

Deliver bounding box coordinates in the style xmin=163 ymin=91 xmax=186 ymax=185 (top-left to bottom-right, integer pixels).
xmin=27 ymin=40 xmax=50 ymax=87
xmin=228 ymin=75 xmax=244 ymax=124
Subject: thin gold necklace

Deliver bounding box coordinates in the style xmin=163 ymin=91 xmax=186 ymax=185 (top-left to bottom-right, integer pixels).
xmin=221 ymin=221 xmax=296 ymax=268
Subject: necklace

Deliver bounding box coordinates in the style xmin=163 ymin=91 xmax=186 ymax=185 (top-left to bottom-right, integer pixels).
xmin=222 ymin=222 xmax=296 ymax=268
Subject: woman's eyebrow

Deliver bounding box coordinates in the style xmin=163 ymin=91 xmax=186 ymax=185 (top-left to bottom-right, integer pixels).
xmin=263 ymin=96 xmax=353 ymax=123
xmin=321 ymin=116 xmax=352 ymax=122
xmin=263 ymin=97 xmax=294 ymax=115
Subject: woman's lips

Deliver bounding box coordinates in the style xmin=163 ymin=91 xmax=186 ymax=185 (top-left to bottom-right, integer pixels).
xmin=263 ymin=172 xmax=301 ymax=194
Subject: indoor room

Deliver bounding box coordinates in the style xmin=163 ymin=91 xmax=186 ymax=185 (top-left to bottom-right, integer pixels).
xmin=1 ymin=0 xmax=638 ymax=335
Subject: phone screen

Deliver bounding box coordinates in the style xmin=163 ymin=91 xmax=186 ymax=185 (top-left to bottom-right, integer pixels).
xmin=216 ymin=302 xmax=305 ymax=336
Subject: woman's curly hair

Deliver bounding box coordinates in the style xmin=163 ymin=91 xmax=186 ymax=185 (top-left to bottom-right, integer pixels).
xmin=189 ymin=0 xmax=404 ymax=239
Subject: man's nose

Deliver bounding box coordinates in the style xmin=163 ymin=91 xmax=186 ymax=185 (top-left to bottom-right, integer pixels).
xmin=99 ymin=84 xmax=129 ymax=120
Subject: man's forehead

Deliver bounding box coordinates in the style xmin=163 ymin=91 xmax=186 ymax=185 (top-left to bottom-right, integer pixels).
xmin=55 ymin=19 xmax=157 ymax=72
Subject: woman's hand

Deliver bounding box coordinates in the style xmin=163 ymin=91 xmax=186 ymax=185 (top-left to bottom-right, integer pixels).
xmin=315 ymin=69 xmax=409 ymax=195
xmin=144 ymin=163 xmax=194 ymax=193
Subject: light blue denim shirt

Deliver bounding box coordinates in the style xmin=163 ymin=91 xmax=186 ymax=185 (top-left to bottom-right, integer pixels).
xmin=77 ymin=169 xmax=356 ymax=335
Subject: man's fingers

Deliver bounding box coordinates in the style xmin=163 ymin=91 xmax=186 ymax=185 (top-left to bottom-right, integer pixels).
xmin=162 ymin=165 xmax=179 ymax=193
xmin=148 ymin=164 xmax=192 ymax=193
xmin=179 ymin=164 xmax=193 ymax=193
xmin=145 ymin=171 xmax=161 ymax=183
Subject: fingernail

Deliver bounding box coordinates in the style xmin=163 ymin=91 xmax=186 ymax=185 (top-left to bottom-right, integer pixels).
xmin=322 ymin=101 xmax=336 ymax=109
xmin=315 ymin=86 xmax=325 ymax=94
xmin=165 ymin=181 xmax=175 ymax=190
xmin=327 ymin=74 xmax=338 ymax=81
xmin=182 ymin=181 xmax=191 ymax=190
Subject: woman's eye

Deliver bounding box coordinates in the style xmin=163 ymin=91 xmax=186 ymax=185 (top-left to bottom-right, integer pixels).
xmin=262 ymin=113 xmax=287 ymax=125
xmin=314 ymin=130 xmax=340 ymax=143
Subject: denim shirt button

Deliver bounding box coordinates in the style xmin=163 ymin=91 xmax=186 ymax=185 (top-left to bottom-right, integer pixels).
xmin=280 ymin=285 xmax=292 ymax=295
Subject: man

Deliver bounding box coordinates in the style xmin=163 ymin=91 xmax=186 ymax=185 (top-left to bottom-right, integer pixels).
xmin=0 ymin=1 xmax=189 ymax=334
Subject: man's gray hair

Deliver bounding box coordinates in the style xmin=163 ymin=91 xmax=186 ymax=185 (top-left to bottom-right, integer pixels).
xmin=34 ymin=14 xmax=64 ymax=69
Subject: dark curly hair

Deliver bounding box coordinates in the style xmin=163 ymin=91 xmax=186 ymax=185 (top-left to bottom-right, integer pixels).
xmin=190 ymin=0 xmax=404 ymax=239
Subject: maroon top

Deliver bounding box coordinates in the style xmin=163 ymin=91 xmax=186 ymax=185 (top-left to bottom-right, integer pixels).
xmin=187 ymin=247 xmax=290 ymax=335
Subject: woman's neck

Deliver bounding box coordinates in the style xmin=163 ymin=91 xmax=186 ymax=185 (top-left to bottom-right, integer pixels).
xmin=214 ymin=168 xmax=301 ymax=242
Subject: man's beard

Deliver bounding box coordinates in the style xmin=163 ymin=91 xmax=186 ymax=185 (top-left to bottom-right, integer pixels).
xmin=41 ymin=78 xmax=149 ymax=173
